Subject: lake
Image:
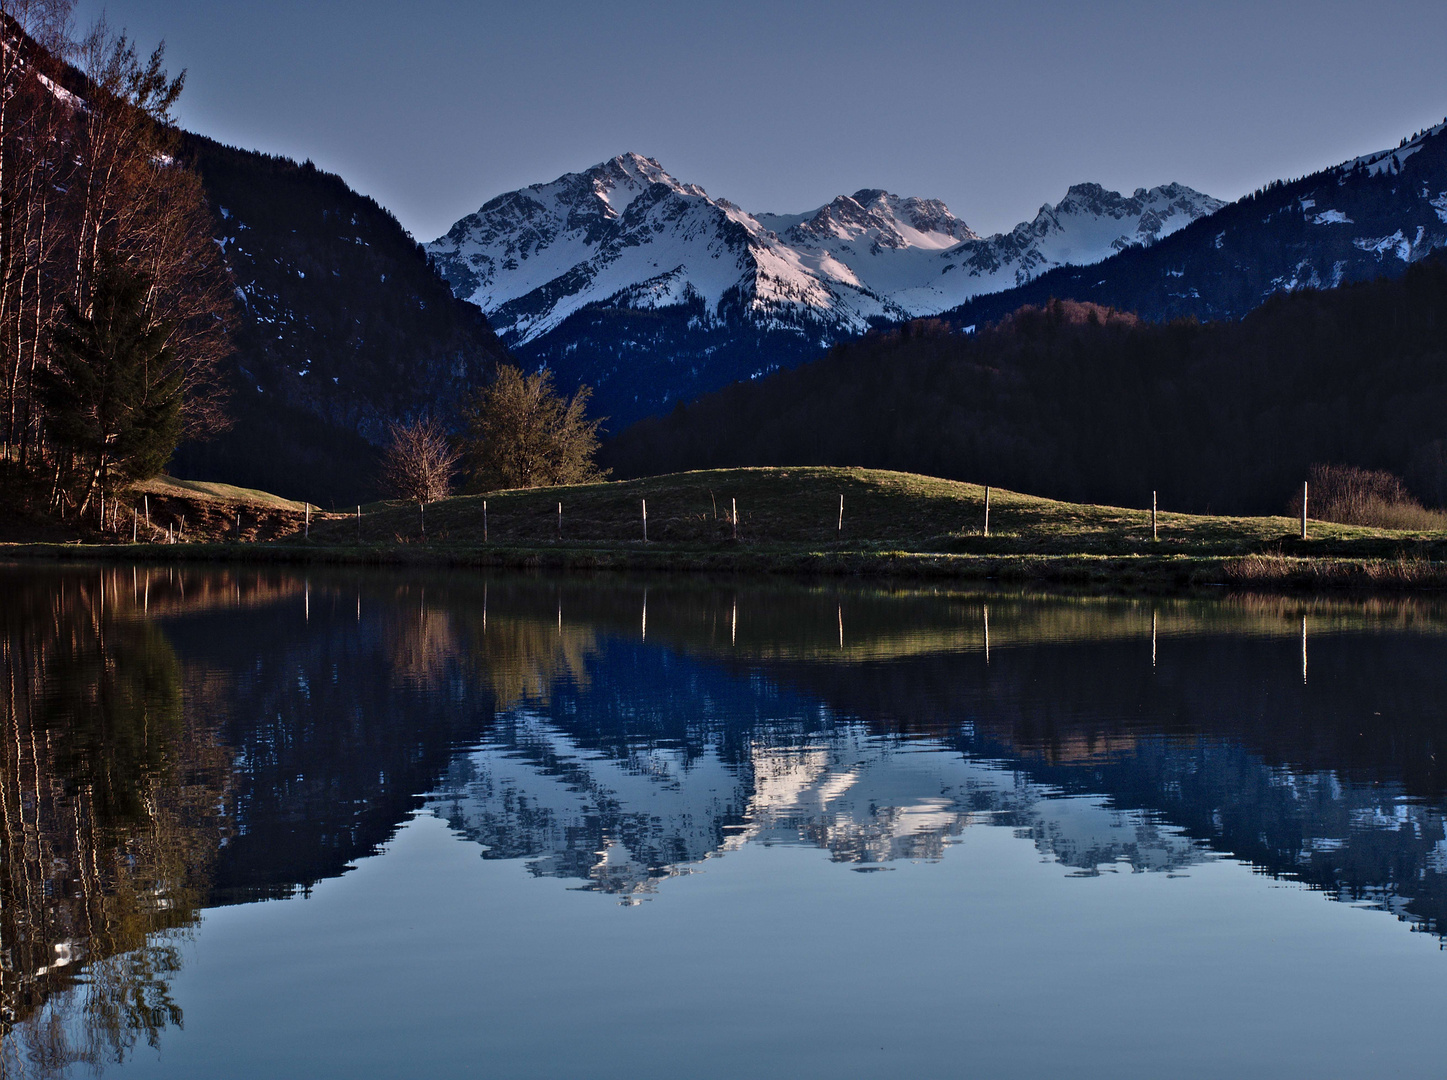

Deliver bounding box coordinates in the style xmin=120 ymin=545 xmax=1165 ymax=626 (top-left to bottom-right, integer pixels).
xmin=4 ymin=563 xmax=1447 ymax=1078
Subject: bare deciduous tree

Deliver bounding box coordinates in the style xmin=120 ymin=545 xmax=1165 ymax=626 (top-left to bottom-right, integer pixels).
xmin=380 ymin=418 xmax=458 ymax=534
xmin=462 ymin=363 xmax=607 ymax=492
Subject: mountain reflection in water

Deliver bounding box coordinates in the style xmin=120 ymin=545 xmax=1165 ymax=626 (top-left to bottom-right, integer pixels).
xmin=5 ymin=564 xmax=1447 ymax=1074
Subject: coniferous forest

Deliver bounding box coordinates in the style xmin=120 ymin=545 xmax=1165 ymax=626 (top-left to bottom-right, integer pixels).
xmin=605 ymin=257 xmax=1447 ymax=516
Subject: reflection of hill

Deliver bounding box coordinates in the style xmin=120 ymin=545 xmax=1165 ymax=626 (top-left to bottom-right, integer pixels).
xmin=160 ymin=586 xmax=498 ymax=904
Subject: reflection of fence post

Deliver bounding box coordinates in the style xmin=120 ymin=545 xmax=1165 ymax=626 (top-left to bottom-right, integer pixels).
xmin=1301 ymin=481 xmax=1308 ymax=541
xmin=984 ymin=486 xmax=991 ymax=538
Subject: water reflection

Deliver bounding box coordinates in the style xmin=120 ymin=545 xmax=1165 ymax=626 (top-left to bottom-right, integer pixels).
xmin=6 ymin=566 xmax=1447 ymax=1073
xmin=0 ymin=573 xmax=229 ymax=1077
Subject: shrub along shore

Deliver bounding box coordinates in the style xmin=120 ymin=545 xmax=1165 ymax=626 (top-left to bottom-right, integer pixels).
xmin=7 ymin=467 xmax=1447 ymax=592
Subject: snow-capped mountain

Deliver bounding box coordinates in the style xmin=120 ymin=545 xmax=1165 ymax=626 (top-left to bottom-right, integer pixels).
xmin=937 ymin=119 xmax=1447 ymax=330
xmin=428 ymin=153 xmax=915 ymax=349
xmin=427 ymin=155 xmax=1221 ymax=425
xmin=430 ymin=153 xmax=1220 ymax=345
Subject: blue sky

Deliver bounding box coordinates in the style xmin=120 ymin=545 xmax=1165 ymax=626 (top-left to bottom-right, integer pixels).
xmin=73 ymin=0 xmax=1447 ymax=241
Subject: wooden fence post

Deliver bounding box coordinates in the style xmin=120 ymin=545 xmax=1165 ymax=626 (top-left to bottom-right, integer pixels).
xmin=642 ymin=498 xmax=648 ymax=542
xmin=132 ymin=509 xmax=137 ymax=543
xmin=837 ymin=494 xmax=844 ymax=535
xmin=483 ymin=499 xmax=488 ymax=542
xmin=732 ymin=498 xmax=738 ymax=540
xmin=356 ymin=505 xmax=361 ymax=543
xmin=1152 ymin=490 xmax=1158 ymax=541
xmin=984 ymin=486 xmax=991 ymax=538
xmin=1301 ymin=481 xmax=1308 ymax=541
xmin=557 ymin=501 xmax=562 ymax=540
xmin=305 ymin=503 xmax=311 ymax=539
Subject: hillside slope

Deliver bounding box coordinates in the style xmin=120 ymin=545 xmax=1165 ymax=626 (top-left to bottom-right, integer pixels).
xmin=171 ymin=137 xmax=510 ymax=505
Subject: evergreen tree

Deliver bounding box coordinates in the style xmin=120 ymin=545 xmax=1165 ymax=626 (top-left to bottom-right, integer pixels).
xmin=39 ymin=256 xmax=183 ymax=515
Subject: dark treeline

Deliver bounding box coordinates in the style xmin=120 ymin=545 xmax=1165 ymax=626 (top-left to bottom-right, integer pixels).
xmin=607 ymin=257 xmax=1447 ymax=515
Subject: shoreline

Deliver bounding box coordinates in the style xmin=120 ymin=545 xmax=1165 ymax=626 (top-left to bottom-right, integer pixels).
xmin=5 ymin=540 xmax=1447 ymax=593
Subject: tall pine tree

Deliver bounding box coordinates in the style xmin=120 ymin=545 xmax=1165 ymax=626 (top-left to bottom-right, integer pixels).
xmin=39 ymin=255 xmax=183 ymax=516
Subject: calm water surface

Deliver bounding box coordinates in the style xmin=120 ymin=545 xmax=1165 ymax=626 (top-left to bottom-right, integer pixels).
xmin=5 ymin=564 xmax=1447 ymax=1078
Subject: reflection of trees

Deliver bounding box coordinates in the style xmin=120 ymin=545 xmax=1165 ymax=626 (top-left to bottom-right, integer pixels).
xmin=385 ymin=582 xmax=598 ymax=710
xmin=0 ymin=575 xmax=228 ymax=1078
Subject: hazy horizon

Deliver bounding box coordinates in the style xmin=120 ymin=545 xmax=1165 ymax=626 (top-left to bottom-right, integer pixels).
xmin=72 ymin=0 xmax=1447 ymax=241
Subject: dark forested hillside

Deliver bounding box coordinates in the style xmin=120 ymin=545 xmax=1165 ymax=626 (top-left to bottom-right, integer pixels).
xmin=170 ymin=137 xmax=510 ymax=504
xmin=605 ymin=258 xmax=1447 ymax=515
xmin=512 ymin=297 xmax=830 ymax=434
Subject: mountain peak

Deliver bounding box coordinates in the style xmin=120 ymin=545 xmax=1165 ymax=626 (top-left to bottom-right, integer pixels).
xmin=788 ymin=188 xmax=976 ymax=252
xmin=596 ymin=152 xmax=669 ymax=183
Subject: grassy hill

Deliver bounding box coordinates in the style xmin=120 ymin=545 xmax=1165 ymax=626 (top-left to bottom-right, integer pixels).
xmin=13 ymin=467 xmax=1447 ymax=590
xmin=291 ymin=467 xmax=1447 ymax=588
xmin=304 ymin=467 xmax=1395 ymax=549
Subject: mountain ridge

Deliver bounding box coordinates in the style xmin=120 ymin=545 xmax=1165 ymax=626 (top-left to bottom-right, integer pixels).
xmin=427 ymin=153 xmax=1221 ymax=426
xmin=931 ymin=118 xmax=1447 ymax=329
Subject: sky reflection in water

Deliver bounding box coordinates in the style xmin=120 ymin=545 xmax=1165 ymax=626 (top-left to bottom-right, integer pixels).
xmin=5 ymin=565 xmax=1447 ymax=1078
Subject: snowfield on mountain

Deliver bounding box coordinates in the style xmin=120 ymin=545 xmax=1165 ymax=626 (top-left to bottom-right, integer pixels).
xmin=427 ymin=152 xmax=1223 ymax=348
